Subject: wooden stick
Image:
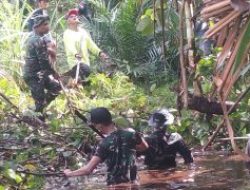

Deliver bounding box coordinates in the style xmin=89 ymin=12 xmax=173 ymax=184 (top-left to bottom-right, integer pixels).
xmin=160 ymin=0 xmax=166 ymax=57
xmin=218 ymin=137 xmax=250 ymax=141
xmin=0 ymin=91 xmax=49 ymax=128
xmin=216 ymin=19 xmax=240 ymax=67
xmin=185 ymin=0 xmax=195 ymax=68
xmin=219 ymin=17 xmax=250 ymax=95
xmin=218 ymin=93 xmax=249 ymax=160
xmin=179 ymin=1 xmax=188 ymax=108
xmin=0 ymin=91 xmax=19 ymax=111
xmin=201 ymin=5 xmax=233 ymax=19
xmin=201 ymin=0 xmax=231 ymax=15
xmin=203 ymin=85 xmax=250 ymax=150
xmin=16 ymin=170 xmax=64 ymax=177
xmin=205 ymin=10 xmax=241 ymax=38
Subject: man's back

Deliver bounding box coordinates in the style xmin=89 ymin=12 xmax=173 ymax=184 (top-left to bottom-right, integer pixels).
xmin=95 ymin=129 xmax=138 ymax=185
xmin=144 ymin=131 xmax=193 ymax=169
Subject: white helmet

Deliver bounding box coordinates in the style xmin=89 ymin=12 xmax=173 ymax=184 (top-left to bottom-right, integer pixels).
xmin=148 ymin=108 xmax=174 ymax=130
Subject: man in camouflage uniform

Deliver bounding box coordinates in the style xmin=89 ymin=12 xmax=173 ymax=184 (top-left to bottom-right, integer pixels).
xmin=64 ymin=107 xmax=148 ymax=186
xmin=27 ymin=0 xmax=56 ymax=63
xmin=142 ymin=109 xmax=193 ymax=169
xmin=23 ymin=15 xmax=61 ymax=113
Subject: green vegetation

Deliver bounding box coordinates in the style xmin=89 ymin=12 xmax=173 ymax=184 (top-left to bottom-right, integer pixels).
xmin=1 ymin=0 xmax=250 ymax=189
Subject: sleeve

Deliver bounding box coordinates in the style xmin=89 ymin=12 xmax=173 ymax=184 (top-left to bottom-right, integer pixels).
xmin=175 ymin=140 xmax=193 ymax=164
xmin=94 ymin=142 xmax=108 ymax=162
xmin=85 ymin=33 xmax=101 ymax=56
xmin=126 ymin=128 xmax=143 ymax=145
xmin=34 ymin=39 xmax=55 ymax=74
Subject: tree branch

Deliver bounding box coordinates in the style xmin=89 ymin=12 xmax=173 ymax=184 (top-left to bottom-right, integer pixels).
xmin=0 ymin=91 xmax=19 ymax=111
xmin=203 ymin=85 xmax=250 ymax=150
xmin=16 ymin=170 xmax=64 ymax=177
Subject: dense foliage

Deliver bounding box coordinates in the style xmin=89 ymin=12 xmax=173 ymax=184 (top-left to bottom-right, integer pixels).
xmin=1 ymin=0 xmax=250 ymax=189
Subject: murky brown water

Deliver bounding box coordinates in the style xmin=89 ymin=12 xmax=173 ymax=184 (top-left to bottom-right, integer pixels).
xmin=45 ymin=152 xmax=250 ymax=190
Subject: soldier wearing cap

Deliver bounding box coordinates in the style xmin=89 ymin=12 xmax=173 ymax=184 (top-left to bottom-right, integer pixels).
xmin=142 ymin=108 xmax=193 ymax=169
xmin=23 ymin=15 xmax=61 ymax=115
xmin=63 ymin=9 xmax=108 ymax=83
xmin=64 ymin=107 xmax=148 ymax=186
xmin=27 ymin=0 xmax=49 ymax=32
xmin=26 ymin=0 xmax=56 ymax=64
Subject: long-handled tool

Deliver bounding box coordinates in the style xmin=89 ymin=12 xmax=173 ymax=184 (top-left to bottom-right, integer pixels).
xmin=74 ymin=54 xmax=82 ymax=85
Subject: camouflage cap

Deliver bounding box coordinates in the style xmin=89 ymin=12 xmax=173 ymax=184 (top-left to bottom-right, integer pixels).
xmin=33 ymin=15 xmax=50 ymax=28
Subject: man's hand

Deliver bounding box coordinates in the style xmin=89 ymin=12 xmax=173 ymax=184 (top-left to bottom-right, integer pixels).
xmin=53 ymin=72 xmax=60 ymax=80
xmin=99 ymin=52 xmax=109 ymax=61
xmin=47 ymin=42 xmax=57 ymax=63
xmin=63 ymin=169 xmax=72 ymax=177
xmin=75 ymin=54 xmax=82 ymax=61
xmin=95 ymin=134 xmax=106 ymax=143
xmin=72 ymin=79 xmax=78 ymax=87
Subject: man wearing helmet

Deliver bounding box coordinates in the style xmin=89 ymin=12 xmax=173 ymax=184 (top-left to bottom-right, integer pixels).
xmin=142 ymin=109 xmax=193 ymax=169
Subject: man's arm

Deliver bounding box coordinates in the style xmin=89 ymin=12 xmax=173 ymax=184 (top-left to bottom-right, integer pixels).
xmin=64 ymin=156 xmax=101 ymax=177
xmin=83 ymin=30 xmax=109 ymax=61
xmin=175 ymin=140 xmax=193 ymax=164
xmin=135 ymin=132 xmax=148 ymax=152
xmin=85 ymin=34 xmax=101 ymax=55
xmin=34 ymin=39 xmax=57 ymax=75
xmin=136 ymin=138 xmax=148 ymax=152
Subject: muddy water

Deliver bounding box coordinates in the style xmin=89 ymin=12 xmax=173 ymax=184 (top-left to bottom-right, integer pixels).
xmin=45 ymin=152 xmax=250 ymax=190
xmin=139 ymin=154 xmax=250 ymax=190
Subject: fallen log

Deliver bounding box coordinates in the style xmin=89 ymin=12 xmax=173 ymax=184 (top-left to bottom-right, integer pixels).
xmin=186 ymin=94 xmax=235 ymax=115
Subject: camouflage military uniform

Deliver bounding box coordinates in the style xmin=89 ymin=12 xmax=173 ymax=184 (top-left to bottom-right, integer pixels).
xmin=94 ymin=129 xmax=142 ymax=185
xmin=143 ymin=131 xmax=193 ymax=169
xmin=23 ymin=32 xmax=61 ymax=112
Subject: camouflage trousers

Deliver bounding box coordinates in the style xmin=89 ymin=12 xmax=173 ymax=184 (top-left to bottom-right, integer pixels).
xmin=24 ymin=74 xmax=61 ymax=113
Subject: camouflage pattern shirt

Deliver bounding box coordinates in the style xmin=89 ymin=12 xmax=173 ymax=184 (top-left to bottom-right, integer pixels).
xmin=24 ymin=32 xmax=55 ymax=78
xmin=94 ymin=129 xmax=142 ymax=185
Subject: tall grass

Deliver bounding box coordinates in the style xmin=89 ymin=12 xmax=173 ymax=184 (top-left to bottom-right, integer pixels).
xmin=0 ymin=0 xmax=67 ymax=87
xmin=0 ymin=0 xmax=32 ymax=87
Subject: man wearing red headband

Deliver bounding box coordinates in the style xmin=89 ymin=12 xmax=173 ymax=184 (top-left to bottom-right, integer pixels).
xmin=63 ymin=9 xmax=108 ymax=83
